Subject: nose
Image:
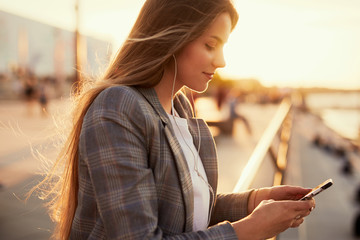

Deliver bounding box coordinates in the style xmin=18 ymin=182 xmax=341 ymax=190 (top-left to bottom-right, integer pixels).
xmin=213 ymin=49 xmax=226 ymax=69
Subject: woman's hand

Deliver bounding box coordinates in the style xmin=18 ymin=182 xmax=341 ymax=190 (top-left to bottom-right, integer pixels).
xmin=248 ymin=185 xmax=312 ymax=213
xmin=267 ymin=185 xmax=312 ymax=201
xmin=233 ymin=197 xmax=315 ymax=240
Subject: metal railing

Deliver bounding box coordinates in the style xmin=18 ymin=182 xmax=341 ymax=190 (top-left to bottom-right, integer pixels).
xmin=232 ymin=98 xmax=293 ymax=240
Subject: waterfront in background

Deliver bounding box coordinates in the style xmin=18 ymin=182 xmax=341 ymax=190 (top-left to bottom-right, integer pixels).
xmin=305 ymin=92 xmax=360 ymax=143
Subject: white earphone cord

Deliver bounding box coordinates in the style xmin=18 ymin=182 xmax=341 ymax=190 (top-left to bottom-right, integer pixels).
xmin=171 ymin=55 xmax=214 ymax=226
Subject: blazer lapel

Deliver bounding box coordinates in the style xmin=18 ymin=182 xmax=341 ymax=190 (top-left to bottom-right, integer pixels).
xmin=163 ymin=125 xmax=194 ymax=232
xmin=173 ymin=93 xmax=218 ymax=191
xmin=137 ymin=87 xmax=194 ymax=232
xmin=187 ymin=118 xmax=218 ymax=217
xmin=173 ymin=93 xmax=218 ymax=219
xmin=137 ymin=87 xmax=219 ymax=231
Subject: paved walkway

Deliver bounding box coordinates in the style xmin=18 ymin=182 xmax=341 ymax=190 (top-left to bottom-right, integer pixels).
xmin=0 ymin=99 xmax=359 ymax=239
xmin=280 ymin=109 xmax=360 ymax=240
xmin=213 ymin=102 xmax=360 ymax=240
xmin=0 ymin=99 xmax=69 ymax=239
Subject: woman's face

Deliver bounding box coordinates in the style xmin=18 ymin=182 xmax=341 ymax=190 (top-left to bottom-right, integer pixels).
xmin=176 ymin=12 xmax=232 ymax=93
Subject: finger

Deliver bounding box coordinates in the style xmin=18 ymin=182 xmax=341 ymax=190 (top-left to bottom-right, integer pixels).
xmin=294 ymin=187 xmax=313 ymax=195
xmin=301 ymin=201 xmax=316 ymax=215
xmin=297 ymin=205 xmax=315 ymax=217
xmin=301 ymin=209 xmax=312 ymax=217
xmin=283 ymin=186 xmax=312 ymax=199
xmin=306 ymin=198 xmax=316 ymax=211
xmin=293 ymin=199 xmax=315 ymax=211
xmin=291 ymin=217 xmax=304 ymax=228
xmin=294 ymin=188 xmax=313 ymax=200
xmin=292 ymin=186 xmax=312 ymax=194
xmin=310 ymin=198 xmax=316 ymax=210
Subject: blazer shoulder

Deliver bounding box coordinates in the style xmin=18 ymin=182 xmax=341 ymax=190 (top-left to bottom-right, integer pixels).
xmin=98 ymin=85 xmax=142 ymax=103
xmin=93 ymin=86 xmax=149 ymax=113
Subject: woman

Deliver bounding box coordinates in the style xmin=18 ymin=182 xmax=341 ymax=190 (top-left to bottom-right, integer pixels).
xmin=40 ymin=0 xmax=315 ymax=239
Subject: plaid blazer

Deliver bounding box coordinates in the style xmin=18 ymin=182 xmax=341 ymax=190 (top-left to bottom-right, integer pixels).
xmin=71 ymin=86 xmax=252 ymax=239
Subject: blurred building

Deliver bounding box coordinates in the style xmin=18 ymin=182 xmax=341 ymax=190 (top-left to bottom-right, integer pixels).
xmin=0 ymin=10 xmax=112 ymax=99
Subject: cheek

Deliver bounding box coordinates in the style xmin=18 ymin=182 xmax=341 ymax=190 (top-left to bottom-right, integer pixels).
xmin=181 ymin=43 xmax=208 ymax=64
xmin=182 ymin=49 xmax=208 ymax=72
xmin=190 ymin=45 xmax=209 ymax=62
xmin=176 ymin=44 xmax=211 ymax=87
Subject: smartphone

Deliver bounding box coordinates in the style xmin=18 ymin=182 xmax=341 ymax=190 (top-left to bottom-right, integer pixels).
xmin=299 ymin=179 xmax=333 ymax=201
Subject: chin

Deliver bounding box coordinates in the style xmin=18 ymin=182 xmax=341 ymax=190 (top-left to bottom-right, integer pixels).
xmin=188 ymin=83 xmax=209 ymax=93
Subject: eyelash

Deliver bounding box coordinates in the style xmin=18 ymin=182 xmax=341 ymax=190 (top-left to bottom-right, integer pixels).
xmin=205 ymin=44 xmax=215 ymax=50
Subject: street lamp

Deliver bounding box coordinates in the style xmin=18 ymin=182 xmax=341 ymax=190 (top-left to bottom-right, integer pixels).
xmin=74 ymin=0 xmax=81 ymax=92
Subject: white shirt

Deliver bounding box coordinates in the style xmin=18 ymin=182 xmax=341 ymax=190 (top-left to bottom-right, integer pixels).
xmin=168 ymin=113 xmax=210 ymax=231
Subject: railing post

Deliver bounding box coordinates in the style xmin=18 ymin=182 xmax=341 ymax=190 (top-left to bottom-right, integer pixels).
xmin=232 ymin=98 xmax=292 ymax=193
xmin=232 ymin=98 xmax=293 ymax=240
xmin=273 ymin=109 xmax=293 ymax=186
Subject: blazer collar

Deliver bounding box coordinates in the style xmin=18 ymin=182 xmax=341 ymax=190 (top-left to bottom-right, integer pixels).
xmin=136 ymin=87 xmax=169 ymax=124
xmin=137 ymin=87 xmax=193 ymax=122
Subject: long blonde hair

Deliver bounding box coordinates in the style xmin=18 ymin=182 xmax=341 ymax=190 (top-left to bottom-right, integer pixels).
xmin=37 ymin=0 xmax=238 ymax=239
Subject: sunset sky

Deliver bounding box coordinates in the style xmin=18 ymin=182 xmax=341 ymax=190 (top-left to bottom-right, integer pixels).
xmin=1 ymin=0 xmax=359 ymax=89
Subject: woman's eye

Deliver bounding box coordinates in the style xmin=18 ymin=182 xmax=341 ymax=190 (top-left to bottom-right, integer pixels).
xmin=205 ymin=44 xmax=215 ymax=50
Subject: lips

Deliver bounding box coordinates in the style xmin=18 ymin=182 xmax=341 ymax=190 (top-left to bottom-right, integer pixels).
xmin=203 ymin=72 xmax=214 ymax=80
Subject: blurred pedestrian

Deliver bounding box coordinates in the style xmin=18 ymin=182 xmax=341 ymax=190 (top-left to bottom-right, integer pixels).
xmin=22 ymin=71 xmax=38 ymax=116
xmin=227 ymin=90 xmax=252 ymax=135
xmin=33 ymin=0 xmax=315 ymax=239
xmin=216 ymin=85 xmax=227 ymax=110
xmin=38 ymin=77 xmax=50 ymax=117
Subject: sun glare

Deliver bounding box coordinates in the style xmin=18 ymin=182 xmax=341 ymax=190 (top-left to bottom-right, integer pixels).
xmin=0 ymin=0 xmax=359 ymax=89
xmin=223 ymin=0 xmax=360 ymax=89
